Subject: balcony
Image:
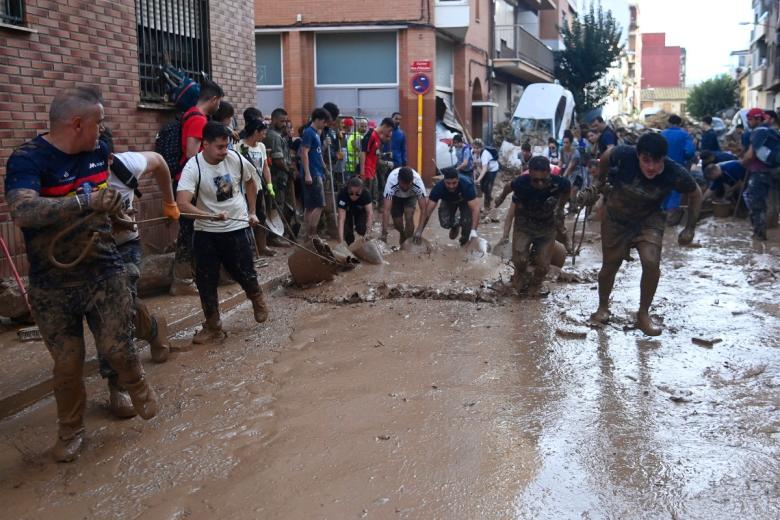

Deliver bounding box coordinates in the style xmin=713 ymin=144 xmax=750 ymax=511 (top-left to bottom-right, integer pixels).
xmin=435 ymin=0 xmax=470 ymax=40
xmin=750 ymin=66 xmax=767 ymax=90
xmin=493 ymin=24 xmax=555 ymax=83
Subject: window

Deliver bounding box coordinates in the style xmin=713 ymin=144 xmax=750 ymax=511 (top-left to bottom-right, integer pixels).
xmin=0 ymin=0 xmax=25 ymax=26
xmin=436 ymin=38 xmax=454 ymax=90
xmin=315 ymin=32 xmax=397 ymax=86
xmin=256 ymin=34 xmax=282 ymax=87
xmin=136 ymin=0 xmax=211 ymax=103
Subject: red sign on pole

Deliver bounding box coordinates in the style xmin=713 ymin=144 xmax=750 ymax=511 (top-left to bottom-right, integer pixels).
xmin=410 ymin=60 xmax=433 ymax=73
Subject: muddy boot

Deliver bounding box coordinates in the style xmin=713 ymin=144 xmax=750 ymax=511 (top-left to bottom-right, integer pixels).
xmin=169 ymin=277 xmax=198 ymax=296
xmin=249 ymin=291 xmax=269 ymax=323
xmin=122 ymin=376 xmax=159 ymax=420
xmin=149 ymin=316 xmax=170 ymax=363
xmin=590 ymin=307 xmax=611 ymax=324
xmin=268 ymin=234 xmax=291 ymax=248
xmin=108 ymin=379 xmax=137 ymax=419
xmin=51 ymin=431 xmax=85 ymax=463
xmin=636 ymin=312 xmax=662 ymax=336
xmin=192 ymin=316 xmax=227 ymax=344
xmin=136 ymin=301 xmax=170 ymax=363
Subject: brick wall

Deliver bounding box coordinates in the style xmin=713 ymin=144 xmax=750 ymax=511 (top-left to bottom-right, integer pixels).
xmin=0 ymin=0 xmax=256 ymax=277
xmin=255 ymin=0 xmax=432 ymax=27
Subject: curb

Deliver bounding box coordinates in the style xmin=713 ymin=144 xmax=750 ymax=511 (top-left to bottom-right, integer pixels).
xmin=0 ymin=273 xmax=289 ymax=420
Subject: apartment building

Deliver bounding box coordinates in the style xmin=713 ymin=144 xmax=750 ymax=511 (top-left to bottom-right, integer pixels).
xmin=746 ymin=0 xmax=780 ymax=109
xmin=0 ymin=0 xmax=257 ymax=276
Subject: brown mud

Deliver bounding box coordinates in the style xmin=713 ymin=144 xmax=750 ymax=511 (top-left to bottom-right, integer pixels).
xmin=0 ymin=213 xmax=778 ymax=519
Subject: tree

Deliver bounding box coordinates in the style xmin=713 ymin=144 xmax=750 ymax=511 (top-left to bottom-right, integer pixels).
xmin=686 ymin=75 xmax=739 ymax=119
xmin=554 ymin=1 xmax=623 ymax=116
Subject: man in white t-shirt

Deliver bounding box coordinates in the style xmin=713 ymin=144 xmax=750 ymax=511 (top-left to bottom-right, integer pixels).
xmin=98 ymin=139 xmax=180 ymax=418
xmin=381 ymin=166 xmax=427 ymax=245
xmin=175 ymin=121 xmax=268 ymax=344
xmin=472 ymin=138 xmax=501 ymax=210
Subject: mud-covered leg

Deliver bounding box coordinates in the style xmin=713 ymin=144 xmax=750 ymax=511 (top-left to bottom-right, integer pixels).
xmin=511 ymin=224 xmax=533 ymax=293
xmin=528 ymin=236 xmax=554 ymax=297
xmin=635 ymin=241 xmax=663 ymax=336
xmin=86 ymin=276 xmax=158 ymax=420
xmin=29 ymin=286 xmax=88 ymax=462
xmin=592 ymin=219 xmax=626 ymax=323
xmin=402 ymin=204 xmax=416 ymax=243
xmin=221 ymin=229 xmax=267 ymax=324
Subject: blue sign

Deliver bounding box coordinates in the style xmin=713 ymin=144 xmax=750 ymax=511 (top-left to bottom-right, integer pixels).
xmin=410 ymin=73 xmax=431 ymax=95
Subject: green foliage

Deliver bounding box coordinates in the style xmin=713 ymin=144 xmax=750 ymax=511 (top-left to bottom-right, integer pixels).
xmin=554 ymin=1 xmax=623 ymax=115
xmin=686 ymin=75 xmax=739 ymax=119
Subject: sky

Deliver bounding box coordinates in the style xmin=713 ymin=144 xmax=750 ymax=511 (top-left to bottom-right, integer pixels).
xmin=578 ymin=0 xmax=754 ymax=86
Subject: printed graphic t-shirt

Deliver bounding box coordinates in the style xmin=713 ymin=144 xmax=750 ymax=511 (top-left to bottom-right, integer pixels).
xmin=177 ymin=150 xmax=255 ymax=232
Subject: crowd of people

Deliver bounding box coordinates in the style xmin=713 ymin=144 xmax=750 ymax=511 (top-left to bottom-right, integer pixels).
xmin=3 ymin=80 xmax=776 ymax=463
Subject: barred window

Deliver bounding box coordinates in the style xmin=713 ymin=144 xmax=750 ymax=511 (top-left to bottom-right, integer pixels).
xmin=136 ymin=0 xmax=211 ymax=103
xmin=0 ymin=0 xmax=25 ymax=26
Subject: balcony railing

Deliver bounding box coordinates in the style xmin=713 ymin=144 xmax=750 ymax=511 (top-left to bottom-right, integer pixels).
xmin=494 ymin=24 xmax=555 ymax=74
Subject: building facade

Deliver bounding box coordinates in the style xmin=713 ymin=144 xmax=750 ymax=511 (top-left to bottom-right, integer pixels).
xmin=492 ymin=0 xmax=559 ymax=122
xmin=0 ymin=0 xmax=257 ymax=276
xmin=640 ymin=33 xmax=685 ymax=89
xmin=746 ymin=0 xmax=780 ymax=109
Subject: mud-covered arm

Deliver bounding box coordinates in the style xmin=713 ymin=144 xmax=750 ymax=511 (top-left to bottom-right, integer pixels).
xmin=7 ymin=188 xmax=88 ymax=229
xmin=468 ymin=198 xmax=480 ymax=231
xmin=337 ymin=207 xmax=347 ymax=243
xmin=364 ymin=203 xmax=374 ymax=237
xmin=493 ymin=182 xmax=513 ymax=207
xmin=414 ymin=198 xmax=437 ymax=236
xmin=501 ymin=201 xmax=515 ymax=241
xmin=597 ymin=147 xmax=614 ymax=186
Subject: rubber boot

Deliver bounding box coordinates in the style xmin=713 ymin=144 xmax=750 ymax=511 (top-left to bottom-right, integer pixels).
xmin=249 ymin=291 xmax=269 ymax=323
xmin=122 ymin=376 xmax=159 ymax=420
xmin=51 ymin=431 xmax=85 ymax=463
xmin=192 ymin=315 xmax=227 ymax=344
xmin=108 ymin=378 xmax=137 ymax=419
xmin=135 ymin=300 xmax=170 ymax=363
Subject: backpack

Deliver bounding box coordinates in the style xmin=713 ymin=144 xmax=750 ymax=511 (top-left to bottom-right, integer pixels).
xmin=750 ymin=127 xmax=780 ymax=169
xmin=155 ymin=110 xmax=201 ymax=181
xmin=485 ymin=146 xmax=499 ymax=161
xmin=161 ymin=65 xmax=201 ymax=111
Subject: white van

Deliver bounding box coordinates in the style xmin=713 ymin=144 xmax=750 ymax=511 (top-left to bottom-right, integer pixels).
xmin=511 ymin=83 xmax=575 ymax=145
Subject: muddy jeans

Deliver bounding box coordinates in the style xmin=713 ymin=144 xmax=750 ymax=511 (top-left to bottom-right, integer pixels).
xmin=194 ymin=228 xmax=260 ymax=320
xmin=438 ymin=199 xmax=472 ymax=243
xmin=744 ymin=171 xmax=771 ymax=236
xmin=512 ymin=222 xmax=556 ymax=288
xmin=29 ymin=275 xmax=143 ymax=440
xmin=99 ymin=240 xmax=162 ymax=380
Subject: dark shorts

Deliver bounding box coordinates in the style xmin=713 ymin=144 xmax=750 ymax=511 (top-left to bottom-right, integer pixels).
xmin=390 ymin=196 xmax=417 ymax=219
xmin=303 ymin=176 xmax=325 ymax=210
xmin=602 ymin=210 xmax=665 ymax=251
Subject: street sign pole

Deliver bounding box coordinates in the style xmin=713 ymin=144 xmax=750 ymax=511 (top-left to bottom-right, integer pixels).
xmin=417 ymin=94 xmax=423 ymax=176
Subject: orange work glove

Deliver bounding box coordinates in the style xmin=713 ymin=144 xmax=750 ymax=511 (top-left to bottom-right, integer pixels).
xmin=163 ymin=201 xmax=181 ymax=220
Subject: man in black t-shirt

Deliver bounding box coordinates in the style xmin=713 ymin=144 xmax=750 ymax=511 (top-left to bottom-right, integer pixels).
xmin=583 ymin=133 xmax=702 ymax=336
xmin=337 ymin=177 xmax=373 ymax=245
xmin=591 ymin=116 xmax=617 ymax=157
xmin=495 ymin=156 xmax=570 ymax=297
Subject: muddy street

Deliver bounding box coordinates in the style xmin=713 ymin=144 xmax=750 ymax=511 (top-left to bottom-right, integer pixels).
xmin=1 ymin=213 xmax=779 ymax=519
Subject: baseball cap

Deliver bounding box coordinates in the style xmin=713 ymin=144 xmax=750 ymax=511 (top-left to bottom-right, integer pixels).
xmin=368 ymin=120 xmax=377 ymax=129
xmin=342 ymin=117 xmax=354 ymax=127
xmin=747 ymin=108 xmax=766 ymax=119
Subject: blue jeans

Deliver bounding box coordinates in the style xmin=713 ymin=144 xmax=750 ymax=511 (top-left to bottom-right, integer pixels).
xmin=744 ymin=171 xmax=771 ymax=236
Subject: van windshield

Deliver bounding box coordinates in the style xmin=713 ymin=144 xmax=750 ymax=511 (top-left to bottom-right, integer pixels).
xmin=512 ymin=117 xmax=553 ymax=141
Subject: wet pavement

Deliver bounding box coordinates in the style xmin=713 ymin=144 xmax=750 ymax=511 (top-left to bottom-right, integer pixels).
xmin=0 ymin=210 xmax=778 ymax=519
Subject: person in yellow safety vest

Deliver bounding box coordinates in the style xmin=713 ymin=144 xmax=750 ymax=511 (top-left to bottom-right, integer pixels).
xmin=345 ymin=118 xmax=367 ymax=176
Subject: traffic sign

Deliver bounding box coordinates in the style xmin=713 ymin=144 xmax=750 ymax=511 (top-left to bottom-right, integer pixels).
xmin=410 ymin=60 xmax=433 ymax=73
xmin=410 ymin=73 xmax=431 ymax=95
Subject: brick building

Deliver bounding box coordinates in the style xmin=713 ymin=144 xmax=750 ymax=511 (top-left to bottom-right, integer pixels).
xmin=640 ymin=32 xmax=686 ymax=89
xmin=253 ymin=0 xmax=497 ymax=183
xmin=0 ymin=0 xmax=256 ymax=277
